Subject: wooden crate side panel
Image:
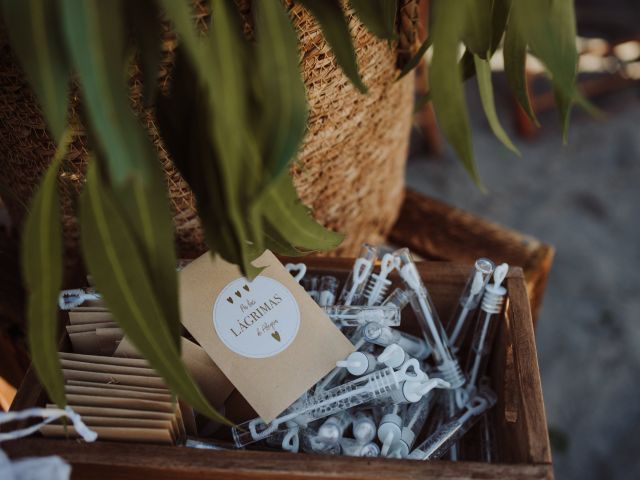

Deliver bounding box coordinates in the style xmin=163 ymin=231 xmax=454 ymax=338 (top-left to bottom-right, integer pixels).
xmin=505 ymin=277 xmax=552 ymax=465
xmin=2 ymin=438 xmax=554 ymax=480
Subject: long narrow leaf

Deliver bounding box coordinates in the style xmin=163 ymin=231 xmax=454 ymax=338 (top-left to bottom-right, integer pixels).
xmin=254 ymin=1 xmax=308 ymax=178
xmin=474 ymin=55 xmax=520 ymax=156
xmin=511 ymin=0 xmax=577 ymax=142
xmin=503 ymin=20 xmax=539 ymax=125
xmin=22 ymin=129 xmax=73 ymax=407
xmin=155 ymin=50 xmax=244 ymax=266
xmin=350 ymin=0 xmax=397 ymax=40
xmin=161 ymin=0 xmax=264 ymax=278
xmin=462 ymin=0 xmax=492 ymax=58
xmin=489 ymin=0 xmax=510 ymax=53
xmin=1 ymin=0 xmax=69 ymax=142
xmin=296 ymin=0 xmax=367 ymax=93
xmin=79 ymin=163 xmax=228 ymax=424
xmin=60 ymin=0 xmax=149 ymax=184
xmin=430 ymin=0 xmax=483 ymax=188
xmin=61 ymin=0 xmax=180 ymax=343
xmin=258 ymin=172 xmax=344 ymax=252
xmin=208 ymin=0 xmax=264 ymax=278
xmin=125 ymin=0 xmax=162 ymax=107
xmin=398 ymin=35 xmax=431 ymax=80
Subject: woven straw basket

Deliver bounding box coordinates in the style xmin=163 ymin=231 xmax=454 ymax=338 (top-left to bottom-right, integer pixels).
xmin=0 ymin=3 xmax=415 ymax=262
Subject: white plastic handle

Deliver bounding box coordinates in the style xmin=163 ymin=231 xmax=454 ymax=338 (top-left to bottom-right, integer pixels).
xmin=285 ymin=263 xmax=307 ymax=283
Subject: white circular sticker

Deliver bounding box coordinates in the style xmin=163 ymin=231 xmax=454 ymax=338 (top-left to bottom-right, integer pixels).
xmin=213 ymin=276 xmax=300 ymax=358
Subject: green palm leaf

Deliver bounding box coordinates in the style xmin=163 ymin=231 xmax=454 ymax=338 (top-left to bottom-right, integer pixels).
xmin=296 ymin=0 xmax=367 ymax=93
xmin=21 ymin=129 xmax=73 ymax=408
xmin=1 ymin=0 xmax=69 ymax=142
xmin=79 ymin=163 xmax=228 ymax=424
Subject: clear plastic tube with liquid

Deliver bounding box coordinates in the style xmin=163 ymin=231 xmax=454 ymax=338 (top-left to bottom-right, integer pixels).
xmin=338 ymin=244 xmax=378 ymax=306
xmin=265 ymin=421 xmax=300 ymax=453
xmin=352 ymin=410 xmax=377 ymax=444
xmin=336 ymin=351 xmax=378 ymax=376
xmin=317 ymin=411 xmax=353 ymax=446
xmin=363 ymin=322 xmax=430 ymax=360
xmin=318 ymin=276 xmax=340 ymax=307
xmin=382 ymin=288 xmax=413 ymax=313
xmin=386 ymin=392 xmax=436 ymax=458
xmin=302 ymin=275 xmax=320 ymax=303
xmin=446 ymin=258 xmax=495 ymax=352
xmin=232 ymin=360 xmax=449 ymax=447
xmin=364 ymin=253 xmax=398 ymax=306
xmin=323 ymin=305 xmax=401 ymax=328
xmin=407 ymin=386 xmax=497 ymax=460
xmin=394 ymin=248 xmax=465 ymax=389
xmin=377 ymin=404 xmax=407 ymax=455
xmin=339 ymin=437 xmax=381 ymax=457
xmin=314 ymin=328 xmax=366 ymax=393
xmin=462 ymin=263 xmax=508 ymax=404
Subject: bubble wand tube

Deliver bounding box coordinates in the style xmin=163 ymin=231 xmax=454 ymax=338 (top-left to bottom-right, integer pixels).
xmin=394 ymin=248 xmax=465 ymax=388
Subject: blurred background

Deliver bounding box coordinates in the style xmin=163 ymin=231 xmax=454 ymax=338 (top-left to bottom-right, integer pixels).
xmin=408 ymin=1 xmax=640 ymax=478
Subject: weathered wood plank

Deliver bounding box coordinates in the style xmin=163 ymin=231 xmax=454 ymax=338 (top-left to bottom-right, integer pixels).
xmin=389 ymin=189 xmax=554 ymax=324
xmin=2 ymin=438 xmax=553 ymax=480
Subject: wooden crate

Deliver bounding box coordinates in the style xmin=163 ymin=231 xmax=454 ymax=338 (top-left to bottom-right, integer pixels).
xmin=390 ymin=189 xmax=555 ymax=325
xmin=4 ymin=258 xmax=552 ymax=479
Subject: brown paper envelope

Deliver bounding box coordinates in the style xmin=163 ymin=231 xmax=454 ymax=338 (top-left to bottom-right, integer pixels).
xmin=65 ymin=385 xmax=172 ymax=403
xmin=68 ymin=306 xmax=108 ymax=312
xmin=47 ymin=403 xmax=180 ymax=439
xmin=68 ymin=331 xmax=104 ymax=355
xmin=75 ymin=415 xmax=176 ymax=442
xmin=66 ymin=321 xmax=118 ymax=333
xmin=66 ymin=380 xmax=168 ymax=395
xmin=68 ymin=311 xmax=113 ymax=324
xmin=59 ymin=352 xmax=150 ymax=369
xmin=73 ymin=415 xmax=173 ymax=431
xmin=115 ymin=336 xmax=234 ymax=409
xmin=96 ymin=326 xmax=123 ymax=336
xmin=65 ymin=393 xmax=174 ymax=413
xmin=96 ymin=327 xmax=124 ymax=354
xmin=62 ymin=369 xmax=166 ymax=389
xmin=224 ymin=389 xmax=257 ymax=424
xmin=173 ymin=400 xmax=187 ymax=442
xmin=47 ymin=404 xmax=174 ymax=421
xmin=179 ymin=250 xmax=354 ymax=421
xmin=178 ymin=400 xmax=197 ymax=437
xmin=60 ymin=358 xmax=156 ymax=377
xmin=40 ymin=425 xmax=174 ymax=445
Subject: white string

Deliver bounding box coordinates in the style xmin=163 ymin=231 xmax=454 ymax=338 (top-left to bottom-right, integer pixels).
xmin=0 ymin=407 xmax=97 ymax=443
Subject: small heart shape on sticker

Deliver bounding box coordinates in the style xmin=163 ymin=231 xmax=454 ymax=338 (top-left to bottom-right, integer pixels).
xmin=285 ymin=263 xmax=307 ymax=283
xmin=271 ymin=331 xmax=281 ymax=342
xmin=243 ymin=284 xmax=250 ymax=292
xmin=235 ymin=290 xmax=242 ymax=298
xmin=226 ymin=297 xmax=233 ymax=304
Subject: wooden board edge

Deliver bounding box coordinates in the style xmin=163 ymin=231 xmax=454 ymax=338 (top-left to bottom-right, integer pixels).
xmin=506 ymin=276 xmax=553 ymax=465
xmin=3 ymin=438 xmax=554 ymax=480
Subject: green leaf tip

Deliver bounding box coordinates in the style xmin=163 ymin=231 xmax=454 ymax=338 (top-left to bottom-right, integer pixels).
xmin=22 ymin=128 xmax=73 ymax=408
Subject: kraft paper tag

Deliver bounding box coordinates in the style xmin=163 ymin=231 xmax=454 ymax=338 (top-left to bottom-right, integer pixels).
xmin=179 ymin=250 xmax=354 ymax=422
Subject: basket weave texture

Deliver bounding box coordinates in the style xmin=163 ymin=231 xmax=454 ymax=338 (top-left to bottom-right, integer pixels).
xmin=0 ymin=4 xmax=414 ymax=261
